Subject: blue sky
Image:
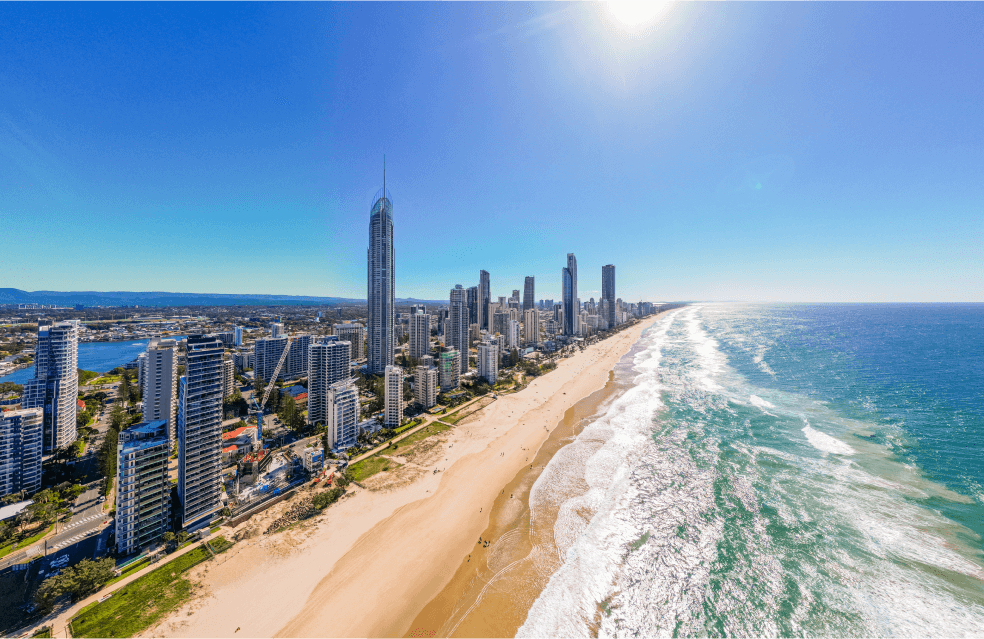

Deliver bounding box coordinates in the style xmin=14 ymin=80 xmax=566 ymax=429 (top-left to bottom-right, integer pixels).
xmin=1 ymin=2 xmax=981 ymax=303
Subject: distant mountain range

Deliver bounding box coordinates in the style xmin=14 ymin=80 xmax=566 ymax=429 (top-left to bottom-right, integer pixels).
xmin=0 ymin=289 xmax=445 ymax=308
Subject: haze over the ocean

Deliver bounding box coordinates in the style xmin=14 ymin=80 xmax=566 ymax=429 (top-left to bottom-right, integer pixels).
xmin=1 ymin=2 xmax=981 ymax=302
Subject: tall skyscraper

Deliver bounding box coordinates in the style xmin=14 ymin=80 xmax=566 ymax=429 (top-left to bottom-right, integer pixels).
xmin=367 ymin=169 xmax=395 ymax=375
xmin=270 ymin=322 xmax=284 ymax=339
xmin=478 ymin=270 xmax=491 ymax=331
xmin=116 ymin=420 xmax=170 ymax=555
xmin=563 ymin=253 xmax=579 ymax=336
xmin=409 ymin=311 xmax=431 ymax=360
xmin=448 ymin=285 xmax=470 ymax=376
xmin=177 ymin=335 xmax=224 ymax=530
xmin=384 ymin=365 xmax=403 ymax=428
xmin=254 ymin=335 xmax=311 ymax=383
xmin=233 ymin=326 xmax=243 ymax=346
xmin=140 ymin=338 xmax=177 ymax=441
xmin=23 ymin=320 xmax=79 ymax=453
xmin=467 ymin=286 xmax=479 ymax=326
xmin=308 ymin=337 xmax=352 ymax=427
xmin=0 ymin=408 xmax=43 ymax=497
xmin=602 ymin=264 xmax=616 ymax=329
xmin=523 ymin=276 xmax=535 ymax=311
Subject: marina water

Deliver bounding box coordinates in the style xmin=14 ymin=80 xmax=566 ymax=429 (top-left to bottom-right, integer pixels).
xmin=519 ymin=304 xmax=984 ymax=636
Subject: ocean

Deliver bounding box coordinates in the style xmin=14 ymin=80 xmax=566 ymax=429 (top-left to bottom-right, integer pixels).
xmin=518 ymin=304 xmax=984 ymax=637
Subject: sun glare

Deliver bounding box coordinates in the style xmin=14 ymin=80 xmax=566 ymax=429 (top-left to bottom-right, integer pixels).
xmin=608 ymin=0 xmax=670 ymax=28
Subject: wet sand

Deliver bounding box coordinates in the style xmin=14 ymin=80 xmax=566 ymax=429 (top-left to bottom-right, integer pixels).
xmin=405 ymin=369 xmax=628 ymax=637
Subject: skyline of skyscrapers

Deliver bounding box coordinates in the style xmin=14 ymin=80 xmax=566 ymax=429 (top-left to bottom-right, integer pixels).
xmin=367 ymin=177 xmax=396 ymax=375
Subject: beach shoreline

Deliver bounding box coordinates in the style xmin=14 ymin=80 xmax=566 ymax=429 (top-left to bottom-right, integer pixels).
xmin=150 ymin=316 xmax=658 ymax=639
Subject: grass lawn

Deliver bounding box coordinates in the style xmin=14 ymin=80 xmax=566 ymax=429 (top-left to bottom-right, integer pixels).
xmin=391 ymin=422 xmax=451 ymax=449
xmin=88 ymin=375 xmax=122 ymax=386
xmin=31 ymin=626 xmax=52 ymax=638
xmin=347 ymin=456 xmax=401 ymax=482
xmin=70 ymin=546 xmax=211 ymax=638
xmin=0 ymin=523 xmax=55 ymax=558
xmin=104 ymin=558 xmax=151 ymax=587
xmin=208 ymin=536 xmax=234 ymax=554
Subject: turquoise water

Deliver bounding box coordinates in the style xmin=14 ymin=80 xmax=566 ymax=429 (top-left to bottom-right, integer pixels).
xmin=0 ymin=336 xmax=187 ymax=384
xmin=519 ymin=304 xmax=984 ymax=637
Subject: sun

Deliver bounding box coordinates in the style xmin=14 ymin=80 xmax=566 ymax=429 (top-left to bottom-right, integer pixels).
xmin=607 ymin=0 xmax=670 ymax=28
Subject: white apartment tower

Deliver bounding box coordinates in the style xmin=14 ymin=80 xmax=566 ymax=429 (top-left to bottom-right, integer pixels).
xmin=308 ymin=337 xmax=352 ymax=427
xmin=0 ymin=408 xmax=43 ymax=497
xmin=448 ymin=286 xmax=470 ymax=377
xmin=409 ymin=311 xmax=431 ymax=360
xmin=477 ymin=341 xmax=499 ymax=385
xmin=506 ymin=319 xmax=521 ymax=350
xmin=140 ymin=338 xmax=177 ymax=441
xmin=384 ymin=365 xmax=403 ymax=428
xmin=523 ymin=309 xmax=540 ymax=346
xmin=23 ymin=321 xmax=79 ymax=453
xmin=414 ymin=365 xmax=438 ymax=409
xmin=326 ymin=380 xmax=359 ymax=451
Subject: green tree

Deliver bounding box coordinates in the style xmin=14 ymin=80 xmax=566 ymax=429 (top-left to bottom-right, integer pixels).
xmin=35 ymin=558 xmax=116 ymax=610
xmin=118 ymin=371 xmax=131 ymax=409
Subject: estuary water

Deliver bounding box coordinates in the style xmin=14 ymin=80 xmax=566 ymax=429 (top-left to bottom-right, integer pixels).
xmin=0 ymin=336 xmax=186 ymax=384
xmin=518 ymin=304 xmax=984 ymax=637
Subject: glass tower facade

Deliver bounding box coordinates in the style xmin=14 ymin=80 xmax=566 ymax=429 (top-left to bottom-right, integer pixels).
xmin=368 ymin=187 xmax=395 ymax=375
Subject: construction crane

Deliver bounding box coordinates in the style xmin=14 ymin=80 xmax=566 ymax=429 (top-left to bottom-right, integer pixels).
xmin=248 ymin=334 xmax=294 ymax=448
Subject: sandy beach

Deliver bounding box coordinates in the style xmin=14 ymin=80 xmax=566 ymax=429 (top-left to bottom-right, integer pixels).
xmin=150 ymin=317 xmax=656 ymax=638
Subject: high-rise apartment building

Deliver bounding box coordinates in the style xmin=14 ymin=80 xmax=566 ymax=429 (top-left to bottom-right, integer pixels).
xmin=334 ymin=324 xmax=366 ymax=360
xmin=325 ymin=381 xmax=359 ymax=451
xmin=414 ymin=365 xmax=438 ymax=409
xmin=23 ymin=321 xmax=79 ymax=453
xmin=523 ymin=277 xmax=535 ymax=311
xmin=253 ymin=335 xmax=311 ymax=383
xmin=368 ymin=179 xmax=395 ymax=375
xmin=523 ymin=309 xmax=540 ymax=346
xmin=409 ymin=312 xmax=431 ymax=360
xmin=178 ymin=335 xmax=224 ymax=530
xmin=222 ymin=357 xmax=235 ymax=399
xmin=233 ymin=326 xmax=243 ymax=347
xmin=493 ymin=310 xmax=509 ymax=336
xmin=140 ymin=338 xmax=177 ymax=440
xmin=448 ymin=286 xmax=470 ymax=377
xmin=116 ymin=420 xmax=170 ymax=555
xmin=0 ymin=408 xmax=43 ymax=497
xmin=507 ymin=319 xmax=521 ymax=350
xmin=562 ymin=253 xmax=579 ymax=336
xmin=478 ymin=270 xmax=491 ymax=331
xmin=384 ymin=365 xmax=403 ymax=428
xmin=477 ymin=341 xmax=499 ymax=385
xmin=270 ymin=322 xmax=284 ymax=339
xmin=308 ymin=337 xmax=352 ymax=427
xmin=602 ymin=264 xmax=616 ymax=330
xmin=439 ymin=350 xmax=460 ymax=392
